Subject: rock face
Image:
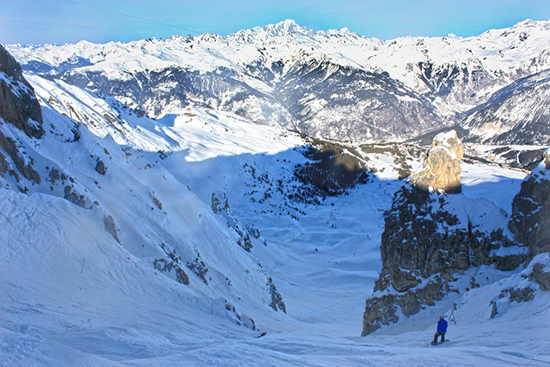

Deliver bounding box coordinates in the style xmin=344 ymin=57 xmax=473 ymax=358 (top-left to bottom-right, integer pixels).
xmin=509 ymin=149 xmax=550 ymax=258
xmin=362 ymin=175 xmax=525 ymax=335
xmin=362 ymin=278 xmax=445 ymax=335
xmin=0 ymin=44 xmax=43 ymax=138
xmin=377 ymin=186 xmax=520 ymax=290
xmin=267 ymin=277 xmax=286 ymax=313
xmin=0 ymin=45 xmax=45 ymax=186
xmin=410 ymin=130 xmax=463 ymax=193
xmin=532 ymin=262 xmax=550 ymax=291
xmin=211 ymin=191 xmax=229 ymax=214
xmin=153 ymin=245 xmax=190 ymax=285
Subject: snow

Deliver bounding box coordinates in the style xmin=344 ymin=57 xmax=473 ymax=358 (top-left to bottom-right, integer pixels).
xmin=460 ymin=163 xmax=526 ymax=215
xmin=1 ymin=27 xmax=550 ymax=365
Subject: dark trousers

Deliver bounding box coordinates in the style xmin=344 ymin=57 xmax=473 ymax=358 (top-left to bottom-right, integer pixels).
xmin=433 ymin=332 xmax=445 ymax=344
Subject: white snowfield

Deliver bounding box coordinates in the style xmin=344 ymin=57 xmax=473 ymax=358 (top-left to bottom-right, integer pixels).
xmin=0 ymin=70 xmax=549 ymax=367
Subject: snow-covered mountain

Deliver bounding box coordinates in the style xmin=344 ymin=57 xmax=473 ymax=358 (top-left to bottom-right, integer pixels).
xmin=1 ymin=20 xmax=550 ymax=366
xmin=7 ymin=19 xmax=550 ymax=143
xmin=461 ymin=68 xmax=550 ymax=145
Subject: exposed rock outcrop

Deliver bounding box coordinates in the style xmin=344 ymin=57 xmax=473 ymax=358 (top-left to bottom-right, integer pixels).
xmin=149 ymin=192 xmax=163 ymax=210
xmin=153 ymin=244 xmax=190 ymax=285
xmin=267 ymin=277 xmax=286 ymax=313
xmin=0 ymin=133 xmax=41 ymax=184
xmin=211 ymin=191 xmax=229 ymax=213
xmin=211 ymin=191 xmax=255 ymax=252
xmin=95 ymin=159 xmax=106 ymax=175
xmin=0 ymin=45 xmax=44 ymax=186
xmin=410 ymin=130 xmax=463 ymax=193
xmin=509 ymin=149 xmax=550 ymax=258
xmin=0 ymin=44 xmax=43 ymax=138
xmin=362 ymin=176 xmax=525 ymax=335
xmin=377 ymin=186 xmax=520 ymax=292
xmin=362 ymin=278 xmax=445 ymax=336
xmin=187 ymin=251 xmax=210 ymax=284
xmin=64 ymin=185 xmax=91 ymax=209
xmin=532 ymin=262 xmax=550 ymax=291
xmin=103 ymin=214 xmax=120 ymax=244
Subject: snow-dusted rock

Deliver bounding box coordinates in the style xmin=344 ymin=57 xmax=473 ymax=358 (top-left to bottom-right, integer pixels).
xmin=0 ymin=45 xmax=44 ymax=186
xmin=509 ymin=150 xmax=550 ymax=257
xmin=532 ymin=261 xmax=550 ymax=291
xmin=0 ymin=44 xmax=43 ymax=138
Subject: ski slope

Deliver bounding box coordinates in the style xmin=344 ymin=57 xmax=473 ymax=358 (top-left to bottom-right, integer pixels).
xmin=0 ymin=72 xmax=549 ymax=366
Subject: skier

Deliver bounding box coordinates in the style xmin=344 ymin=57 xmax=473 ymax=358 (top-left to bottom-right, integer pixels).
xmin=432 ymin=316 xmax=448 ymax=345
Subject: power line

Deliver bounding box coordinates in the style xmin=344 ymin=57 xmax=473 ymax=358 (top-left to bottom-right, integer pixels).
xmin=60 ymin=0 xmax=203 ymax=35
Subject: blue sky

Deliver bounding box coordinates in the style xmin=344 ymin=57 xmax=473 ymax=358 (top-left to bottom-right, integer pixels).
xmin=1 ymin=0 xmax=549 ymax=44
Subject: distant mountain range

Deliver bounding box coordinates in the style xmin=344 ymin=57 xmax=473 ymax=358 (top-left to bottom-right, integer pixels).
xmin=7 ymin=19 xmax=550 ymax=143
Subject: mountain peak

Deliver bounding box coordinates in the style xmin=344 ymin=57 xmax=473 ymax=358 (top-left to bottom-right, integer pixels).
xmin=259 ymin=19 xmax=310 ymax=38
xmin=230 ymin=19 xmax=311 ymax=41
xmin=276 ymin=19 xmax=298 ymax=28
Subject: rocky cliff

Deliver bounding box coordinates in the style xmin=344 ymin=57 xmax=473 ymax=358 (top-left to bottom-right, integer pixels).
xmin=0 ymin=44 xmax=43 ymax=138
xmin=0 ymin=44 xmax=45 ymax=186
xmin=362 ymin=133 xmax=527 ymax=336
xmin=509 ymin=148 xmax=550 ymax=258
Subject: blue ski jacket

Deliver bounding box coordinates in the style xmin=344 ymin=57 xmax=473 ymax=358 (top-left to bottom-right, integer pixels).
xmin=437 ymin=319 xmax=448 ymax=333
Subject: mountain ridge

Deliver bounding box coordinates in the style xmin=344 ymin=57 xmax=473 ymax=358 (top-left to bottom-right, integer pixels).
xmin=5 ymin=18 xmax=550 ymax=143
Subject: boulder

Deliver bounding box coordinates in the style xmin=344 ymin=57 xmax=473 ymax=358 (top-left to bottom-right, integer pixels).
xmin=95 ymin=159 xmax=106 ymax=175
xmin=103 ymin=214 xmax=120 ymax=244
